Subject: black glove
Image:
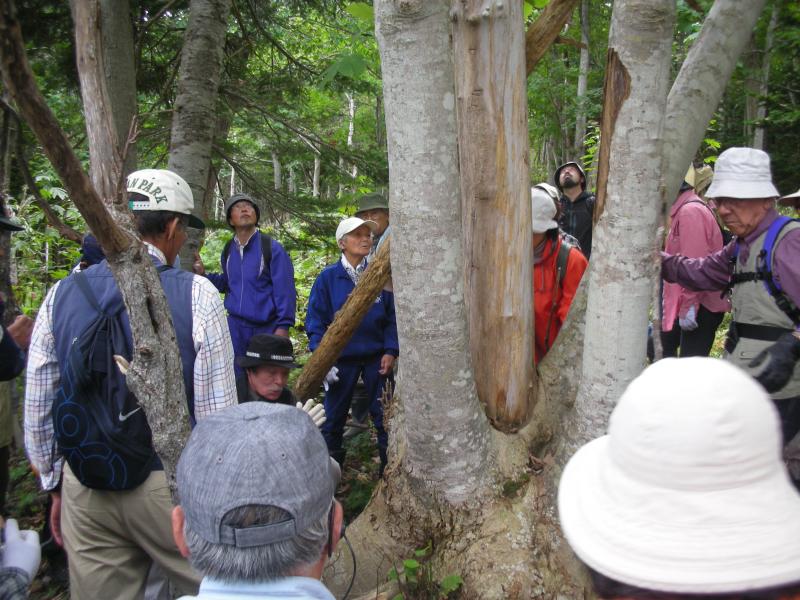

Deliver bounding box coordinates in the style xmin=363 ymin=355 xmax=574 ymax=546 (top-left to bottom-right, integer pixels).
xmin=749 ymin=332 xmax=800 ymax=393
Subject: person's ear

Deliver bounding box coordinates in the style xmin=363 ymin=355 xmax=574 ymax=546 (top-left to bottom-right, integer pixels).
xmin=330 ymin=500 xmax=344 ymax=555
xmin=172 ymin=506 xmax=190 ymax=558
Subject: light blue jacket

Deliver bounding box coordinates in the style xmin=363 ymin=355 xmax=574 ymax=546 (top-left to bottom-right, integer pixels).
xmin=177 ymin=576 xmax=335 ymax=599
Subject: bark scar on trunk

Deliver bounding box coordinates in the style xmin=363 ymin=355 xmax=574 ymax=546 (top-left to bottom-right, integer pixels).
xmin=595 ymin=48 xmax=630 ymax=222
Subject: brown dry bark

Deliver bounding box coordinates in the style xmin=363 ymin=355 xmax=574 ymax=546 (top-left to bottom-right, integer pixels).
xmin=594 ymin=48 xmax=630 ymax=222
xmin=452 ymin=0 xmax=534 ymax=431
xmin=525 ymin=0 xmax=581 ymax=75
xmin=293 ymin=238 xmax=392 ymax=402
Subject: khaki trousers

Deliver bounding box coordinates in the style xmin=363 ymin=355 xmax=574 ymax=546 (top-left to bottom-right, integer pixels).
xmin=62 ymin=466 xmax=200 ymax=600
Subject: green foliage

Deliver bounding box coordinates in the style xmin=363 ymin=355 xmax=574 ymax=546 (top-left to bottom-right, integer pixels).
xmin=387 ymin=541 xmax=463 ymax=599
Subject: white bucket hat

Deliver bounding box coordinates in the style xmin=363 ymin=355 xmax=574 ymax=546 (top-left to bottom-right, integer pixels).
xmin=780 ymin=187 xmax=800 ymax=207
xmin=705 ymin=147 xmax=779 ymax=200
xmin=127 ymin=169 xmax=204 ymax=229
xmin=335 ymin=216 xmax=377 ymax=243
xmin=531 ymin=183 xmax=559 ymax=233
xmin=558 ymin=357 xmax=800 ymax=594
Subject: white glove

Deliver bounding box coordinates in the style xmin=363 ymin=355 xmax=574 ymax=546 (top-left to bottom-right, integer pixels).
xmin=2 ymin=519 xmax=41 ymax=581
xmin=297 ymin=399 xmax=327 ymax=428
xmin=679 ymin=305 xmax=698 ymax=331
xmin=322 ymin=366 xmax=339 ymax=392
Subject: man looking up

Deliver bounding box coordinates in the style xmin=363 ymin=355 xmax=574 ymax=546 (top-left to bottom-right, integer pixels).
xmin=194 ymin=192 xmax=296 ymax=366
xmin=553 ymin=161 xmax=595 ymax=259
xmin=172 ymin=402 xmax=343 ymax=600
xmin=25 ymin=168 xmax=236 ymax=599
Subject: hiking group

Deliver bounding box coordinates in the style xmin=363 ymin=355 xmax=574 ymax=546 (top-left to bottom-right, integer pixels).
xmin=0 ymin=145 xmax=799 ymax=599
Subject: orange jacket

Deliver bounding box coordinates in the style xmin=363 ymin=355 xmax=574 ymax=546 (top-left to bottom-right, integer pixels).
xmin=534 ymin=236 xmax=588 ymax=363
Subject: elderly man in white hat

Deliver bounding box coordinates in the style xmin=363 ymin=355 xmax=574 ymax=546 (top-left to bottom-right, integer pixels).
xmin=558 ymin=357 xmax=800 ymax=599
xmin=661 ymin=148 xmax=800 ymax=474
xmin=305 ymin=217 xmax=399 ymax=477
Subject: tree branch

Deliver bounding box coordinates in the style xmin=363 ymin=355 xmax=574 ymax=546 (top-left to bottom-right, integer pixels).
xmin=293 ymin=238 xmax=391 ymax=402
xmin=525 ymin=0 xmax=581 ymax=75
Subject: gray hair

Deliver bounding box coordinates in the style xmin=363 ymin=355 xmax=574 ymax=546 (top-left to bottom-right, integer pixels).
xmin=184 ymin=504 xmax=330 ymax=582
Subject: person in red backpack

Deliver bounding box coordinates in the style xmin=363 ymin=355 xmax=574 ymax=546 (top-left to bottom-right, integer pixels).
xmin=532 ymin=183 xmax=588 ymax=363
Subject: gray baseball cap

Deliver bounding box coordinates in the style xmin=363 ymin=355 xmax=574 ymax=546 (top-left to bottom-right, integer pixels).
xmin=177 ymin=402 xmax=340 ymax=548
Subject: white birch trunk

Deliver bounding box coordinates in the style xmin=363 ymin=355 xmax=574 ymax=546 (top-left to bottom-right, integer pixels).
xmin=753 ymin=2 xmax=778 ymax=150
xmin=570 ymin=0 xmax=675 ymax=450
xmin=573 ymin=0 xmax=590 ymax=156
xmin=271 ymin=150 xmax=281 ymax=191
xmin=288 ymin=165 xmax=295 ymax=194
xmin=661 ymin=0 xmax=767 ymax=206
xmin=312 ymin=151 xmax=321 ymax=198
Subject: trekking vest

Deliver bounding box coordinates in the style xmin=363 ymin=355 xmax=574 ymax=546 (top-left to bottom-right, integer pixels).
xmin=724 ymin=216 xmax=800 ymax=399
xmin=221 ymin=231 xmax=272 ymax=281
xmin=52 ymin=261 xmax=196 ymax=490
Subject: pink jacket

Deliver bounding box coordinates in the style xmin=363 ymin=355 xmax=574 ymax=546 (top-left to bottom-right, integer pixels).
xmin=662 ymin=189 xmax=730 ymax=331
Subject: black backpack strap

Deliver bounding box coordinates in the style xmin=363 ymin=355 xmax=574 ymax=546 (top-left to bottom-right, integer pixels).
xmin=259 ymin=232 xmax=273 ymax=276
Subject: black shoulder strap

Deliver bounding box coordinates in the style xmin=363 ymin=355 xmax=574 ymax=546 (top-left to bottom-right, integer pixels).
xmin=556 ymin=238 xmax=572 ymax=289
xmin=73 ymin=271 xmax=103 ymax=315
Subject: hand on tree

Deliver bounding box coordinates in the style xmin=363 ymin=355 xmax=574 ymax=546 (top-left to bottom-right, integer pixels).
xmin=2 ymin=518 xmax=41 ymax=581
xmin=7 ymin=315 xmax=34 ymax=350
xmin=679 ymin=305 xmax=698 ymax=331
xmin=322 ymin=366 xmax=339 ymax=392
xmin=297 ymin=399 xmax=326 ymax=428
xmin=749 ymin=332 xmax=800 ymax=393
xmin=379 ymin=354 xmax=395 ymax=375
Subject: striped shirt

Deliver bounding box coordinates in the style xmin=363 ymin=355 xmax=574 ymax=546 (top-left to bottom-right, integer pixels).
xmin=24 ymin=243 xmax=236 ymax=491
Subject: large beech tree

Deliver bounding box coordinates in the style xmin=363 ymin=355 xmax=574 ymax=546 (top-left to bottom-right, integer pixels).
xmin=323 ymin=1 xmax=771 ymax=597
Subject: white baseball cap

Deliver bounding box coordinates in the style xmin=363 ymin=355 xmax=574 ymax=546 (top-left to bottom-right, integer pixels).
xmin=705 ymin=147 xmax=779 ymax=200
xmin=127 ymin=169 xmax=204 ymax=229
xmin=558 ymin=357 xmax=800 ymax=594
xmin=335 ymin=216 xmax=377 ymax=243
xmin=531 ymin=183 xmax=559 ymax=233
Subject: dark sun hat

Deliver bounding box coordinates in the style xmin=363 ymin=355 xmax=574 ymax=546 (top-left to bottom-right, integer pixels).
xmin=235 ymin=334 xmax=300 ymax=370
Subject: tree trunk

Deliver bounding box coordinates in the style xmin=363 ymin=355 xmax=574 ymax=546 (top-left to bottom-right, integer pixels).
xmin=98 ymin=0 xmax=137 ymax=176
xmin=324 ymin=3 xmax=593 ymax=598
xmin=312 ymin=150 xmax=321 ymax=198
xmin=0 ymin=100 xmax=15 ymax=319
xmin=452 ymin=0 xmax=535 ymax=431
xmin=753 ymin=1 xmax=779 ymax=150
xmin=661 ymin=0 xmax=767 ymax=208
xmin=293 ymin=240 xmax=392 ymax=402
xmin=1 ymin=0 xmax=191 ymax=498
xmin=570 ymin=0 xmax=675 ymax=450
xmin=168 ymin=0 xmax=231 ymax=260
xmin=573 ymin=0 xmax=590 ymax=156
xmin=272 ymin=150 xmax=281 ymax=191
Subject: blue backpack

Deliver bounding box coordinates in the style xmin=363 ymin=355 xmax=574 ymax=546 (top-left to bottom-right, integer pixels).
xmin=52 ymin=270 xmax=160 ymax=490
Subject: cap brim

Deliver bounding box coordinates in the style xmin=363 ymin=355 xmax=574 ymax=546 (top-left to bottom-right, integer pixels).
xmin=558 ymin=436 xmax=800 ymax=594
xmin=235 ymin=356 xmax=300 ymax=370
xmin=188 ymin=214 xmax=205 ymax=229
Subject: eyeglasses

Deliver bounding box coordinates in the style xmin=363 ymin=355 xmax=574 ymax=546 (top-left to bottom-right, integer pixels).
xmin=710 ymin=198 xmax=749 ymax=209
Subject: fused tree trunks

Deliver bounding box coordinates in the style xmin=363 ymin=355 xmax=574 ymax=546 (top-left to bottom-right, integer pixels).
xmin=571 ymin=0 xmax=675 ymax=451
xmin=292 ymin=239 xmax=392 ymax=402
xmin=452 ymin=0 xmax=535 ymax=431
xmin=524 ymin=0 xmax=580 ymax=75
xmin=1 ymin=0 xmax=191 ymax=497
